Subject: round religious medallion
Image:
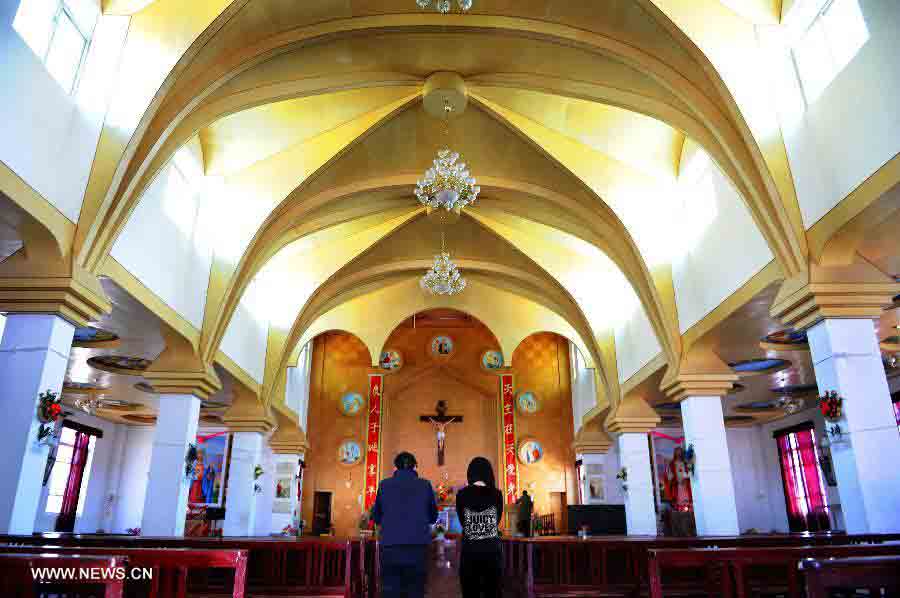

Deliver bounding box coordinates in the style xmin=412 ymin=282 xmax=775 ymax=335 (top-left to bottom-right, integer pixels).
xmin=338 ymin=392 xmax=364 ymax=417
xmin=515 ymin=391 xmax=541 ymax=415
xmin=337 ymin=439 xmax=363 ymax=467
xmin=379 ymin=350 xmax=403 ymax=372
xmin=480 ymin=350 xmax=504 ymax=371
xmin=517 ymin=438 xmax=544 ymax=466
xmin=429 ymin=335 xmax=454 ymax=359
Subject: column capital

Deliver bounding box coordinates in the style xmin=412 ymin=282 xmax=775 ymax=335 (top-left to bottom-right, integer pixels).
xmin=605 ymin=395 xmax=660 ymax=435
xmin=573 ymin=417 xmax=611 ymax=454
xmin=0 ymin=268 xmax=111 ymax=327
xmin=770 ymin=262 xmax=900 ymax=330
xmin=142 ymin=325 xmax=223 ymax=400
xmin=223 ymin=386 xmax=276 ymax=434
xmin=269 ymin=407 xmax=309 ymax=453
xmin=660 ymin=346 xmax=738 ymax=402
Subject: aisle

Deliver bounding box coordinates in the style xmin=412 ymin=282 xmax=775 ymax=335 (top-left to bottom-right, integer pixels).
xmin=426 ymin=539 xmax=461 ymax=598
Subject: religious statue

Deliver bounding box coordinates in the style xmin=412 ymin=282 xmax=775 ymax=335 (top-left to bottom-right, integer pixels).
xmin=420 ymin=400 xmax=463 ymax=466
xmin=664 ymin=446 xmax=693 ymax=512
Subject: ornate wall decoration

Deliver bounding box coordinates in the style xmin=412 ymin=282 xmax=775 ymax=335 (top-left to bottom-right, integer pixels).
xmin=338 ymin=392 xmax=364 ymax=417
xmin=480 ymin=350 xmax=503 ymax=371
xmin=429 ymin=335 xmax=454 ymax=358
xmin=338 ymin=438 xmax=363 ymax=467
xmin=517 ymin=438 xmax=544 ymax=465
xmin=379 ymin=350 xmax=403 ymax=372
xmin=516 ymin=391 xmax=541 ymax=415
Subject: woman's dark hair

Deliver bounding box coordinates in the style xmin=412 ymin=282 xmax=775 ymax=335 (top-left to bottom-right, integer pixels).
xmin=394 ymin=451 xmax=417 ymax=470
xmin=466 ymin=457 xmax=496 ymax=488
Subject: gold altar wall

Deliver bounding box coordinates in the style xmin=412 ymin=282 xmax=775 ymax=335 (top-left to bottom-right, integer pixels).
xmin=302 ymin=315 xmax=575 ymax=537
xmin=511 ymin=333 xmax=577 ymax=520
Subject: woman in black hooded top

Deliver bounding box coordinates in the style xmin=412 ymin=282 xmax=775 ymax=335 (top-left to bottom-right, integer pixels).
xmin=455 ymin=457 xmax=504 ymax=598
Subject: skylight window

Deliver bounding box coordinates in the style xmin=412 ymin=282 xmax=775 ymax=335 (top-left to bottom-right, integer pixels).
xmin=13 ymin=0 xmax=97 ymax=94
xmin=792 ymin=0 xmax=869 ymax=105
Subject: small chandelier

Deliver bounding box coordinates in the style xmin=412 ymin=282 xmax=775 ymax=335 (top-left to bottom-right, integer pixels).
xmin=74 ymin=397 xmax=102 ymax=415
xmin=415 ymin=148 xmax=480 ymax=211
xmin=416 ymin=0 xmax=472 ymax=13
xmin=420 ymin=233 xmax=466 ymax=296
xmin=777 ymin=396 xmax=804 ymax=415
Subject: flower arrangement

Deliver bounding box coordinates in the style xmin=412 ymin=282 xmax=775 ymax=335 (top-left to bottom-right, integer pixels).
xmin=184 ymin=443 xmax=198 ymax=478
xmin=126 ymin=527 xmax=141 ymax=536
xmin=684 ymin=443 xmax=696 ymax=476
xmin=616 ymin=467 xmax=628 ymax=493
xmin=282 ymin=524 xmax=299 ymax=536
xmin=435 ymin=479 xmax=453 ymax=503
xmin=253 ymin=465 xmax=265 ymax=495
xmin=818 ymin=390 xmax=843 ymax=421
xmin=36 ymin=390 xmax=67 ymax=446
xmin=433 ymin=524 xmax=446 ymax=539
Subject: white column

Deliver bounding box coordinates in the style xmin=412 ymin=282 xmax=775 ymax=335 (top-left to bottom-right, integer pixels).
xmin=616 ymin=432 xmax=657 ymax=535
xmin=223 ymin=432 xmax=264 ymax=536
xmin=252 ymin=443 xmax=275 ymax=536
xmin=0 ymin=315 xmax=75 ymax=534
xmin=140 ymin=394 xmax=201 ymax=536
xmin=680 ymin=396 xmax=740 ymax=536
xmin=807 ymin=318 xmax=900 ymax=533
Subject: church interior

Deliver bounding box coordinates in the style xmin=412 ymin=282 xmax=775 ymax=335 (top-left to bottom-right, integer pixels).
xmin=1 ymin=0 xmax=900 ymax=595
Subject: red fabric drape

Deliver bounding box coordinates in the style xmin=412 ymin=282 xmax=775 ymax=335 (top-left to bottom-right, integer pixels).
xmin=795 ymin=429 xmax=830 ymax=532
xmin=55 ymin=431 xmax=90 ymax=532
xmin=894 ymin=398 xmax=900 ymax=428
xmin=776 ymin=434 xmax=805 ymax=532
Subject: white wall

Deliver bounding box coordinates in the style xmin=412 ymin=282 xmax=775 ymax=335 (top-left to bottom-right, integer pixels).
xmin=569 ymin=342 xmax=596 ymax=433
xmin=1 ymin=0 xmax=127 ymax=221
xmin=614 ymin=304 xmax=662 ymax=384
xmin=220 ymin=277 xmax=269 ymax=385
xmin=772 ymin=0 xmax=900 ymax=228
xmin=111 ymin=141 xmax=214 ymax=330
xmin=672 ymin=145 xmax=774 ymax=334
xmin=110 ymin=426 xmax=155 ymax=533
xmin=34 ymin=412 xmax=127 ymax=533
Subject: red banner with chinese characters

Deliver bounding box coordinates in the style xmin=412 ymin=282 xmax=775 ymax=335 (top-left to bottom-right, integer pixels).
xmin=364 ymin=374 xmax=384 ymax=510
xmin=500 ymin=373 xmax=518 ymax=504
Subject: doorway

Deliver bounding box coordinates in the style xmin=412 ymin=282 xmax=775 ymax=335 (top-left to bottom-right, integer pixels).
xmin=312 ymin=491 xmax=333 ymax=535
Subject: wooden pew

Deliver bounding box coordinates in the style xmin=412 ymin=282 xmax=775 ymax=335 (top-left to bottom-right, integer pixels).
xmin=648 ymin=542 xmax=900 ymax=598
xmin=800 ymin=555 xmax=900 ymax=597
xmin=0 ymin=545 xmax=247 ymax=598
xmin=0 ymin=552 xmax=127 ymax=598
xmin=502 ymin=533 xmax=900 ymax=598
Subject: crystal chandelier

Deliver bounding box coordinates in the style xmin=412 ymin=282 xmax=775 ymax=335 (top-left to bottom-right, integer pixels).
xmin=415 ymin=148 xmax=480 ymax=211
xmin=416 ymin=0 xmax=472 ymax=13
xmin=420 ymin=233 xmax=466 ymax=295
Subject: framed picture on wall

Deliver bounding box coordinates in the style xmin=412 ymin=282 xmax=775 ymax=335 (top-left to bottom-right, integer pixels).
xmin=188 ymin=432 xmax=230 ymax=507
xmin=275 ymin=477 xmax=293 ymax=500
xmin=587 ymin=475 xmax=606 ymax=501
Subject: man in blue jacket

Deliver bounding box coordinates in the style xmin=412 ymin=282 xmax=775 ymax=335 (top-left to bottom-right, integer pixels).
xmin=371 ymin=451 xmax=438 ymax=598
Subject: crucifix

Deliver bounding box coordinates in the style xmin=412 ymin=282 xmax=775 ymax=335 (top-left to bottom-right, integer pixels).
xmin=419 ymin=400 xmax=463 ymax=466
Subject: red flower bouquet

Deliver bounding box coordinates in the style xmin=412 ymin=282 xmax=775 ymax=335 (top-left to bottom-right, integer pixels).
xmin=818 ymin=390 xmax=843 ymax=421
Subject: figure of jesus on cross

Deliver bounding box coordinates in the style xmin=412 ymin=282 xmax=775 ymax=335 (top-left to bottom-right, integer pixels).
xmin=420 ymin=400 xmax=463 ymax=466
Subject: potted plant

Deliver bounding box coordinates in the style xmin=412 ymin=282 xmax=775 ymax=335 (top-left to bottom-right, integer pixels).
xmin=616 ymin=467 xmax=628 ymax=493
xmin=433 ymin=523 xmax=446 ymax=541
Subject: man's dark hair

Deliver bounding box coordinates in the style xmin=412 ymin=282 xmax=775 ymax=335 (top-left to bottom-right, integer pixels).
xmin=394 ymin=451 xmax=417 ymax=470
xmin=522 ymin=490 xmax=529 ymax=496
xmin=466 ymin=456 xmax=496 ymax=488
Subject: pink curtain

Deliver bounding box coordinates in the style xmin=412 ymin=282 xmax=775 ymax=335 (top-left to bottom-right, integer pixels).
xmin=776 ymin=434 xmax=805 ymax=532
xmin=795 ymin=429 xmax=830 ymax=532
xmin=55 ymin=431 xmax=90 ymax=532
xmin=894 ymin=398 xmax=900 ymax=428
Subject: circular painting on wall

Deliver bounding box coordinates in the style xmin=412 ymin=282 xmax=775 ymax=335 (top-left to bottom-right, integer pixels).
xmin=516 ymin=392 xmax=541 ymax=415
xmin=338 ymin=392 xmax=364 ymax=417
xmin=517 ymin=439 xmax=544 ymax=465
xmin=379 ymin=350 xmax=403 ymax=372
xmin=481 ymin=350 xmax=504 ymax=371
xmin=430 ymin=335 xmax=454 ymax=358
xmin=338 ymin=439 xmax=363 ymax=466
